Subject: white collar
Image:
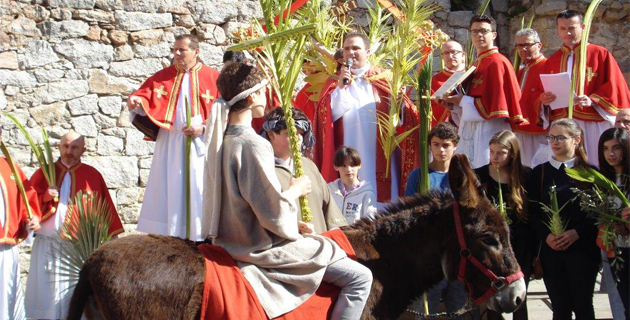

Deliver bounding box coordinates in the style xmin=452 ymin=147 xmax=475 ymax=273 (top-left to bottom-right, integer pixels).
xmin=549 ymin=157 xmax=576 ymax=169
xmin=351 ymin=62 xmax=371 ymax=76
xmin=445 ymin=66 xmax=465 ymax=73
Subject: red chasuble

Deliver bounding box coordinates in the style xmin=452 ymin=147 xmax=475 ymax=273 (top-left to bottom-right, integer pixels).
xmin=129 ymin=63 xmax=219 ymax=140
xmin=431 ymin=70 xmax=454 ymax=127
xmin=0 ymin=158 xmax=41 ymax=245
xmin=544 ymin=43 xmax=630 ymax=121
xmin=30 ymin=160 xmax=123 ymax=237
xmin=466 ymin=48 xmax=528 ymax=126
xmin=293 ymin=83 xmax=317 ymax=122
xmin=313 ymin=67 xmax=420 ymax=202
xmin=516 ymin=55 xmax=548 ymax=134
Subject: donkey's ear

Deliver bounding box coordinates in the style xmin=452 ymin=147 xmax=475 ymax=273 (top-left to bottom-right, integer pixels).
xmin=448 ymin=154 xmax=482 ymax=208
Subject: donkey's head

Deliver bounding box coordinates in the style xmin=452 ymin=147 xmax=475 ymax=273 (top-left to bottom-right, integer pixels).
xmin=444 ymin=154 xmax=526 ymax=313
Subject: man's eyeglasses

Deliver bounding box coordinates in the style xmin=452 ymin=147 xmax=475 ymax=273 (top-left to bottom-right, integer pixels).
xmin=515 ymin=42 xmax=539 ymax=49
xmin=441 ymin=50 xmax=463 ymax=56
xmin=546 ymin=134 xmax=571 ymax=143
xmin=470 ymin=29 xmax=492 ymax=36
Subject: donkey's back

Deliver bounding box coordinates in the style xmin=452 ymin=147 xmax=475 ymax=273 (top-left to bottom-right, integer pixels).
xmin=67 ymin=235 xmax=205 ymax=320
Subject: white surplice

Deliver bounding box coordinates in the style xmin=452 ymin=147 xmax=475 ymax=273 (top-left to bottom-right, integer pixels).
xmin=330 ymin=63 xmax=399 ymax=207
xmin=25 ymin=167 xmax=73 ymax=319
xmin=452 ymin=96 xmax=510 ymax=169
xmin=136 ymin=70 xmax=206 ymax=241
xmin=1 ymin=185 xmax=25 ymax=320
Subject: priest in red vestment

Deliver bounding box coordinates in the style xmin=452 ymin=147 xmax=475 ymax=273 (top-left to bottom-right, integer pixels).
xmin=313 ymin=32 xmax=420 ymax=204
xmin=128 ymin=34 xmax=219 ymax=241
xmin=441 ymin=15 xmax=527 ymax=168
xmin=431 ymin=40 xmax=466 ymax=127
xmin=540 ymin=10 xmax=630 ymax=164
xmin=25 ymin=132 xmax=123 ymax=320
xmin=513 ymin=28 xmax=549 ymax=167
xmin=1 ymin=129 xmax=41 ymax=320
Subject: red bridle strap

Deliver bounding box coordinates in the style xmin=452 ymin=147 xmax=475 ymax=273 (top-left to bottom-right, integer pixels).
xmin=452 ymin=201 xmax=524 ymax=305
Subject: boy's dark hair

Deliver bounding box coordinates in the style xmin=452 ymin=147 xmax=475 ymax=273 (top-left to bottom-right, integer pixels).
xmin=216 ymin=62 xmax=265 ymax=112
xmin=428 ymin=123 xmax=460 ymax=145
xmin=469 ymin=14 xmax=496 ymax=31
xmin=260 ymin=107 xmax=314 ymax=155
xmin=557 ymin=10 xmax=583 ymax=23
xmin=334 ymin=146 xmax=362 ymax=167
xmin=223 ymin=50 xmax=247 ymax=64
xmin=174 ymin=34 xmax=199 ymax=50
xmin=343 ymin=32 xmax=370 ymax=50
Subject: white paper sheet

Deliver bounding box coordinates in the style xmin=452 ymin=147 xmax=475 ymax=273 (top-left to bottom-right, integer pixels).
xmin=539 ymin=72 xmax=575 ymax=110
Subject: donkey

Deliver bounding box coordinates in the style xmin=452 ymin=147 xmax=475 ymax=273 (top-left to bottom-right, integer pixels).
xmin=67 ymin=154 xmax=526 ymax=320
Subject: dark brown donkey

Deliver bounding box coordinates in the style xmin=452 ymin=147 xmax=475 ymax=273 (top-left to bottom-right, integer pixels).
xmin=67 ymin=154 xmax=526 ymax=320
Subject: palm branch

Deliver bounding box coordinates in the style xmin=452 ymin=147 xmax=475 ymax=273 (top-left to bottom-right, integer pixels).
xmin=416 ymin=53 xmax=432 ymax=193
xmin=565 ymin=167 xmax=630 ymax=207
xmin=494 ymin=166 xmax=512 ymax=225
xmin=184 ymin=96 xmax=192 ymax=239
xmin=55 ymin=191 xmax=113 ymax=288
xmin=538 ymin=185 xmax=570 ymax=235
xmin=228 ymin=0 xmax=316 ymax=222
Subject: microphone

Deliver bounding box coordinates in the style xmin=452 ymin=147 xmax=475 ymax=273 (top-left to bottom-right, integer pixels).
xmin=342 ymin=58 xmax=353 ymax=85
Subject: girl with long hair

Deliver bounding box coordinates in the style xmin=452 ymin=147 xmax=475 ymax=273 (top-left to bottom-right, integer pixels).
xmin=475 ymin=130 xmax=534 ymax=320
xmin=597 ymin=127 xmax=630 ymax=318
xmin=527 ymin=118 xmax=600 ymax=320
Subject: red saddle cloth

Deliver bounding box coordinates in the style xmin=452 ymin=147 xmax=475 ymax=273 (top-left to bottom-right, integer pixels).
xmin=199 ymin=229 xmax=357 ymax=320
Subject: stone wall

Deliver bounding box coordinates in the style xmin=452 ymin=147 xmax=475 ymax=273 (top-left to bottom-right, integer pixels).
xmin=2 ymin=0 xmax=630 ymax=284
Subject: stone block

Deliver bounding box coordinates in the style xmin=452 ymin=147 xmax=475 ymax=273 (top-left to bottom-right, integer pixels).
xmin=448 ymin=11 xmax=475 ymax=28
xmin=0 ymin=90 xmax=6 ymax=110
xmin=54 ymin=39 xmax=113 ymax=69
xmin=109 ymin=30 xmax=128 ymax=46
xmin=102 ymin=127 xmax=127 ymax=138
xmin=109 ymin=58 xmax=163 ymax=78
xmin=122 ymin=0 xmax=185 ymax=13
xmin=188 ymin=1 xmax=238 ymax=25
xmin=97 ymin=135 xmax=124 ymax=155
xmin=39 ymin=20 xmax=90 ymax=39
xmin=0 ymin=51 xmax=18 ymax=69
xmin=174 ymin=14 xmax=195 ymax=28
xmin=88 ymin=156 xmax=139 ymax=188
xmin=95 ymin=0 xmax=123 ymax=10
xmin=116 ymin=187 xmax=140 ymax=206
xmin=86 ymin=26 xmax=101 ymax=41
xmin=0 ymin=70 xmax=37 ymax=88
xmin=114 ymin=11 xmax=173 ymax=32
xmin=119 ymin=204 xmax=141 ymax=224
xmin=48 ymin=0 xmax=96 ymax=9
xmin=129 ymin=29 xmax=165 ymax=46
xmin=68 ymin=94 xmax=99 ymax=115
xmin=125 ymin=129 xmax=155 ymax=156
xmin=139 ymin=168 xmax=150 ymax=187
xmin=7 ymin=17 xmax=41 ymax=37
xmin=534 ymin=1 xmax=566 ymax=16
xmin=88 ymin=69 xmax=136 ymax=95
xmin=72 ymin=9 xmax=114 ymax=23
xmin=114 ymin=44 xmax=134 ymax=61
xmin=37 ymin=79 xmax=89 ymax=104
xmin=22 ymin=5 xmax=51 ymax=23
xmin=198 ymin=43 xmax=223 ymax=69
xmin=24 ymin=41 xmax=60 ymax=68
xmin=133 ymin=43 xmax=171 ymax=59
xmin=93 ymin=113 xmax=117 ymax=129
xmin=29 ymin=102 xmax=70 ymax=126
xmin=138 ymin=156 xmax=152 ymax=169
xmin=72 ymin=115 xmax=98 ymax=137
xmin=98 ymin=96 xmax=122 ymax=116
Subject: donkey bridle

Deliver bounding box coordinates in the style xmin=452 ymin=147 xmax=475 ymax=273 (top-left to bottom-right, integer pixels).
xmin=452 ymin=200 xmax=524 ymax=305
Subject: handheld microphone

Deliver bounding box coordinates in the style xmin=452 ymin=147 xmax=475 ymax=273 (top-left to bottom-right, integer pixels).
xmin=342 ymin=58 xmax=353 ymax=85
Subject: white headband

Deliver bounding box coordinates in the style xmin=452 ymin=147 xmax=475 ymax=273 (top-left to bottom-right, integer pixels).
xmin=227 ymin=79 xmax=269 ymax=107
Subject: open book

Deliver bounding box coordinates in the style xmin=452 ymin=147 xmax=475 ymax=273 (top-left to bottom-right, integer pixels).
xmin=431 ymin=66 xmax=477 ymax=99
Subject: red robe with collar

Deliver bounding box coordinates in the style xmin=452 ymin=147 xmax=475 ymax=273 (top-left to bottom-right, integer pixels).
xmin=0 ymin=158 xmax=41 ymax=245
xmin=130 ymin=63 xmax=220 ymax=140
xmin=516 ymin=55 xmax=548 ymax=134
xmin=313 ymin=66 xmax=420 ymax=202
xmin=544 ymin=43 xmax=630 ymax=121
xmin=466 ymin=48 xmax=528 ymax=127
xmin=431 ymin=69 xmax=454 ymax=127
xmin=30 ymin=160 xmax=123 ymax=238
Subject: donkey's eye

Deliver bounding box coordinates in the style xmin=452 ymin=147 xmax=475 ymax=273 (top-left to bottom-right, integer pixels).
xmin=482 ymin=237 xmax=499 ymax=248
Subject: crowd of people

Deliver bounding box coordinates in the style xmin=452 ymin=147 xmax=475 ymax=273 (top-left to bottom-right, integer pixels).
xmin=1 ymin=8 xmax=630 ymax=320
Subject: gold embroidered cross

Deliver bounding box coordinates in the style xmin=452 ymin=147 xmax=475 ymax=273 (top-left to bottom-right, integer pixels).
xmin=201 ymin=89 xmax=214 ymax=104
xmin=472 ymin=75 xmax=483 ymax=89
xmin=586 ymin=67 xmax=597 ymax=82
xmin=154 ymin=85 xmax=168 ymax=99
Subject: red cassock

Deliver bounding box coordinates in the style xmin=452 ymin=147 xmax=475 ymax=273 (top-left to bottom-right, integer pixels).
xmin=430 ymin=70 xmax=454 ymax=127
xmin=313 ymin=67 xmax=420 ymax=202
xmin=545 ymin=43 xmax=630 ymax=121
xmin=30 ymin=160 xmax=123 ymax=238
xmin=516 ymin=55 xmax=548 ymax=134
xmin=0 ymin=158 xmax=41 ymax=245
xmin=293 ymin=83 xmax=317 ymax=122
xmin=466 ymin=48 xmax=528 ymax=127
xmin=130 ymin=63 xmax=220 ymax=140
